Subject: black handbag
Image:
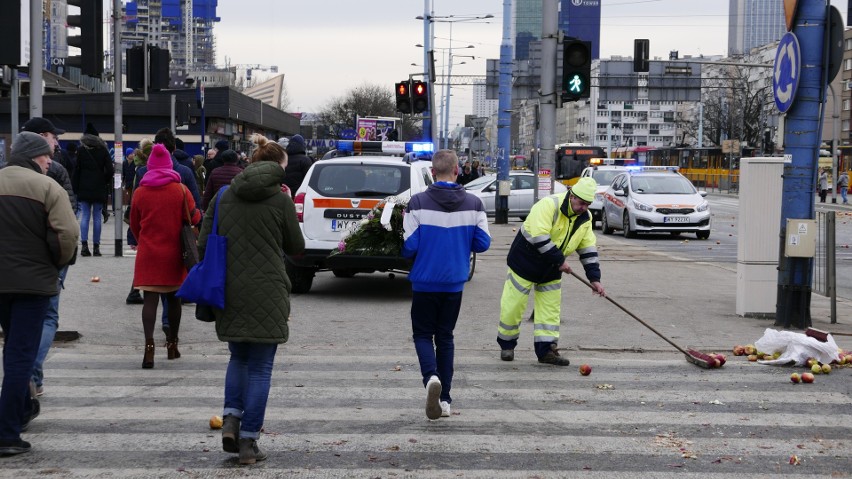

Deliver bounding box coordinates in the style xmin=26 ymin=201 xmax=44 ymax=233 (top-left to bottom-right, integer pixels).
xmin=179 ymin=186 xmax=199 ymax=270
xmin=195 ymin=304 xmax=215 ymax=322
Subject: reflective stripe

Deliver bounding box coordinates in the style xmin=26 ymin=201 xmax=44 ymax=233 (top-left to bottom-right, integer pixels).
xmin=498 ymin=321 xmax=520 ymax=333
xmin=550 ymin=196 xmax=559 ymax=224
xmin=577 ymin=246 xmax=597 ymax=256
xmin=534 ymin=336 xmax=558 ymax=343
xmin=534 ymin=323 xmax=560 ymax=332
xmin=534 ymin=282 xmax=561 ymax=292
xmin=522 ymin=227 xmax=551 ymax=246
xmin=498 ymin=331 xmax=520 ymax=341
xmin=508 ymin=272 xmax=531 ymax=295
xmin=580 ymin=256 xmax=599 ymax=265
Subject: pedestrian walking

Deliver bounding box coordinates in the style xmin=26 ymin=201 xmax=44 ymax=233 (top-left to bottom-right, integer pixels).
xmin=838 ymin=170 xmax=849 ymax=204
xmin=455 ymin=162 xmax=476 ymax=185
xmin=73 ymin=123 xmax=114 ymax=257
xmin=192 ymin=154 xmax=206 ymax=196
xmin=283 ymin=134 xmax=313 ymax=193
xmin=0 ymin=132 xmax=78 ymax=456
xmin=496 ymin=177 xmax=606 ymax=366
xmin=20 ymin=119 xmax=79 ymax=397
xmin=200 ymin=134 xmax=303 ymax=464
xmin=402 ymin=149 xmax=492 ymax=420
xmin=129 ymin=144 xmax=201 ymax=369
xmin=202 ymin=150 xmax=242 ymax=210
xmin=818 ymin=168 xmax=829 ymax=203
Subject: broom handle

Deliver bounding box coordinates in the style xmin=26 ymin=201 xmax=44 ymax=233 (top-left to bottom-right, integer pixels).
xmin=570 ymin=271 xmax=690 ymax=356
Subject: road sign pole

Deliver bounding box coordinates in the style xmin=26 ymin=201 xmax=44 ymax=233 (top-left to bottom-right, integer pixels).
xmin=775 ymin=0 xmax=827 ymax=329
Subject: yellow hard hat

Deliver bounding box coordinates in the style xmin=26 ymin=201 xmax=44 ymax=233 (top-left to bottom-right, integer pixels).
xmin=571 ymin=177 xmax=596 ymax=203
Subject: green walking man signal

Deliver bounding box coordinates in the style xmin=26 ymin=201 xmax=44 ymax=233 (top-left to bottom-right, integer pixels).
xmin=562 ymin=39 xmax=592 ymax=102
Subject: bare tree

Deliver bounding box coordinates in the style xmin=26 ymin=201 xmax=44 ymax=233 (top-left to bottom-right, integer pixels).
xmin=700 ymin=65 xmax=773 ymax=149
xmin=316 ymin=83 xmax=422 ymax=141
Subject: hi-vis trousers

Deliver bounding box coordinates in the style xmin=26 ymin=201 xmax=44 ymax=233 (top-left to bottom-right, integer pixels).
xmin=496 ymin=268 xmax=562 ymax=354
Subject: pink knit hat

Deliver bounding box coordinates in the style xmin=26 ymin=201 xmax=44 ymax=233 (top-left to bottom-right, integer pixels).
xmin=147 ymin=144 xmax=172 ymax=170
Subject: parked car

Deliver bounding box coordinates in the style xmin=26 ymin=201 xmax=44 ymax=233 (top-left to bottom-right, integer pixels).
xmin=580 ymin=164 xmax=630 ymax=228
xmin=285 ymin=141 xmax=476 ymax=293
xmin=600 ymin=167 xmax=711 ymax=239
xmin=465 ymin=171 xmax=567 ymax=220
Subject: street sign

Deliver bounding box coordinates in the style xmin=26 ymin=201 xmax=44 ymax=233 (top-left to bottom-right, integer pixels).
xmin=826 ymin=6 xmax=844 ymax=83
xmin=773 ymin=32 xmax=801 ymax=113
xmin=470 ymin=137 xmax=488 ymax=152
xmin=471 ymin=117 xmax=488 ymax=129
xmin=721 ymin=139 xmax=741 ymax=154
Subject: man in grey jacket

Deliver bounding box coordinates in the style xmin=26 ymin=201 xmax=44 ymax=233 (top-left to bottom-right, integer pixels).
xmin=0 ymin=132 xmax=79 ymax=456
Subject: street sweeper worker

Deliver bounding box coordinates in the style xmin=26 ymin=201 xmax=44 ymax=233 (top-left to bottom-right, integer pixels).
xmin=496 ymin=176 xmax=605 ymax=366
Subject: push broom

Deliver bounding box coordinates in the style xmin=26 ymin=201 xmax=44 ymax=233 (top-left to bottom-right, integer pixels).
xmin=570 ymin=272 xmax=715 ymax=369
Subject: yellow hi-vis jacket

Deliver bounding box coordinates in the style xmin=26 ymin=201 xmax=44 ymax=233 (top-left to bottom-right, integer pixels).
xmin=506 ymin=192 xmax=600 ymax=284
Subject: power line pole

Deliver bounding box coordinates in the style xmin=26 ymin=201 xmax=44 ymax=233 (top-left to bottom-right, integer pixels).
xmin=112 ymin=0 xmax=124 ymax=256
xmin=539 ymin=0 xmax=558 ymax=198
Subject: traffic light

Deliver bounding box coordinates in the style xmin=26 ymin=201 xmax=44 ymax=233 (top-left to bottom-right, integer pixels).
xmin=633 ymin=39 xmax=649 ymax=73
xmin=562 ymin=40 xmax=592 ymax=102
xmin=127 ymin=46 xmax=170 ymax=91
xmin=67 ymin=0 xmax=104 ymax=77
xmin=395 ymin=81 xmax=412 ymax=114
xmin=411 ymin=81 xmax=428 ymax=114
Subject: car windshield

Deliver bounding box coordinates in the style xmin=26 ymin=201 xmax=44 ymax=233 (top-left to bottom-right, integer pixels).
xmin=465 ymin=175 xmax=496 ymax=190
xmin=592 ymin=170 xmax=622 ymax=186
xmin=313 ymin=164 xmax=408 ymax=197
xmin=630 ymin=176 xmax=696 ymax=194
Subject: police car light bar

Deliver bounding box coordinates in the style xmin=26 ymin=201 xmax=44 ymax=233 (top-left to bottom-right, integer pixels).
xmin=336 ymin=141 xmax=434 ymax=154
xmin=626 ymin=165 xmax=679 ymax=172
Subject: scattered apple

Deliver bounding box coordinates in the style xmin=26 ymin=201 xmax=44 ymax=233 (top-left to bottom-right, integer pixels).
xmin=821 ymin=364 xmax=831 ymax=374
xmin=744 ymin=344 xmax=756 ymax=355
xmin=772 ymin=351 xmax=782 ymax=360
xmin=747 ymin=354 xmax=758 ymax=362
xmin=801 ymin=372 xmax=815 ymax=383
xmin=837 ymin=356 xmax=847 ymax=365
xmin=209 ymin=415 xmax=223 ymax=429
xmin=811 ymin=364 xmax=822 ymax=374
xmin=806 ymin=358 xmax=818 ymax=367
xmin=790 ymin=373 xmax=801 ymax=384
xmin=90 ymin=276 xmax=100 ymax=282
xmin=579 ymin=364 xmax=592 ymax=376
xmin=846 ymin=354 xmax=852 ymax=364
xmin=733 ymin=345 xmax=746 ymax=356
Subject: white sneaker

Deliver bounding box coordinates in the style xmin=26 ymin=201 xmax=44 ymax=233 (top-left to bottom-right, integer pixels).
xmin=440 ymin=401 xmax=451 ymax=417
xmin=425 ymin=376 xmax=442 ymax=420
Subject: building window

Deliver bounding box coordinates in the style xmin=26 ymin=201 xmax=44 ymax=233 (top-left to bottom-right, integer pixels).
xmin=844 ymin=99 xmax=851 ymax=111
xmin=843 ymin=119 xmax=850 ymax=132
xmin=846 ymin=39 xmax=852 ymax=50
xmin=845 ymin=58 xmax=852 ymax=71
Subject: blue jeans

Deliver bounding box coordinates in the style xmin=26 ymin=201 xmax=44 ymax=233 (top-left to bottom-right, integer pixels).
xmin=411 ymin=291 xmax=462 ymax=404
xmin=79 ymin=201 xmax=103 ymax=244
xmin=0 ymin=294 xmax=49 ymax=441
xmin=223 ymin=342 xmax=278 ymax=440
xmin=32 ymin=265 xmax=69 ymax=388
xmin=841 ymin=185 xmax=848 ymax=204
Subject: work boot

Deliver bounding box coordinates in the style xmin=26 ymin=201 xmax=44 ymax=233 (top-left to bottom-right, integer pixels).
xmin=222 ymin=415 xmax=240 ymax=453
xmin=500 ymin=349 xmax=514 ymax=361
xmin=238 ymin=438 xmax=267 ymax=465
xmin=80 ymin=241 xmax=91 ymax=257
xmin=126 ymin=288 xmax=144 ymax=304
xmin=93 ymin=244 xmax=102 ymax=256
xmin=538 ymin=344 xmax=571 ymax=366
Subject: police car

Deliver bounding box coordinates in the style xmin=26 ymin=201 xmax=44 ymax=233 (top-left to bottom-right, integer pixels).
xmin=579 ymin=158 xmax=632 ymax=228
xmin=600 ymin=166 xmax=711 ymax=239
xmin=285 ymin=141 xmax=438 ymax=293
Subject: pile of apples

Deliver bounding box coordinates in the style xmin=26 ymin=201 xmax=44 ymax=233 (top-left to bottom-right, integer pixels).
xmin=731 ymin=343 xmax=780 ymax=362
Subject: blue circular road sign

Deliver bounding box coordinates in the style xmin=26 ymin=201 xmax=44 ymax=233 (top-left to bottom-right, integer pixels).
xmin=773 ymin=32 xmax=801 ymax=113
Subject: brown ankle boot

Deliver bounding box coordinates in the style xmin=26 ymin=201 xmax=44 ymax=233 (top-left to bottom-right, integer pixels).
xmin=166 ymin=338 xmax=180 ymax=360
xmin=142 ymin=339 xmax=155 ymax=368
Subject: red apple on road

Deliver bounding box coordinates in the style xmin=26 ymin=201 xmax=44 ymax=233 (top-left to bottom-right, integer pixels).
xmin=578 ymin=364 xmax=592 ymax=376
xmin=733 ymin=345 xmax=745 ymax=356
xmin=801 ymin=372 xmax=815 ymax=383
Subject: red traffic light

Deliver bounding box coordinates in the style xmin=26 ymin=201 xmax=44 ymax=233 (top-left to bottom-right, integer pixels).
xmin=395 ymin=81 xmax=412 ymax=114
xmin=411 ymin=81 xmax=428 ymax=114
xmin=397 ymin=82 xmax=408 ymax=96
xmin=414 ymin=82 xmax=425 ymax=96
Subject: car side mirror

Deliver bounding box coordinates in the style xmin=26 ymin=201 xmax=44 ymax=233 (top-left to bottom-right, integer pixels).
xmin=698 ymin=190 xmax=707 ymax=197
xmin=614 ymin=189 xmax=626 ymax=197
xmin=485 ymin=184 xmax=497 ymax=192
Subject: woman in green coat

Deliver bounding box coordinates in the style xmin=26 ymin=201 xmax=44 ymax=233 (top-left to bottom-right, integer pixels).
xmin=197 ymin=134 xmax=304 ymax=465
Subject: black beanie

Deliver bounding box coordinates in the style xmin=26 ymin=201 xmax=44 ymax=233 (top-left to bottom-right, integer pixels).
xmin=84 ymin=122 xmax=99 ymax=136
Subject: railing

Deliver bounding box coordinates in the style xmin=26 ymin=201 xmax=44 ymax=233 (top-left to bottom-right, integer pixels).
xmin=813 ymin=211 xmax=838 ymax=324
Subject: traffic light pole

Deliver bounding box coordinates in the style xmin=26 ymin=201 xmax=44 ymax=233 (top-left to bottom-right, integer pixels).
xmin=112 ymin=0 xmax=124 ymax=256
xmin=538 ymin=0 xmax=558 ymax=197
xmin=30 ymin=0 xmax=43 ymax=117
xmin=495 ymin=0 xmax=513 ymax=224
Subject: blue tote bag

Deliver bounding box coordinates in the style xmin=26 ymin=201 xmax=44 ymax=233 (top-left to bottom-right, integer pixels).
xmin=177 ymin=186 xmax=228 ymax=309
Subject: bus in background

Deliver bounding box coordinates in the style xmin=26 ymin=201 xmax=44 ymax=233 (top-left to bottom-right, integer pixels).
xmin=554 ymin=143 xmax=606 ymax=186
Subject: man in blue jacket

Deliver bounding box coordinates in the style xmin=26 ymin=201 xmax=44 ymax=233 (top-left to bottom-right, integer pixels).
xmin=402 ymin=149 xmax=491 ymax=420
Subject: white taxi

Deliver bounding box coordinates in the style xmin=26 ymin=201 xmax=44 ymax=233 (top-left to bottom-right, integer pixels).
xmin=600 ymin=167 xmax=711 ymax=239
xmin=286 ymin=141 xmax=435 ymax=293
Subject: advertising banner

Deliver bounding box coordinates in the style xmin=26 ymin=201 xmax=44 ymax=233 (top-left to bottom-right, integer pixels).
xmin=356 ymin=117 xmax=397 ymax=141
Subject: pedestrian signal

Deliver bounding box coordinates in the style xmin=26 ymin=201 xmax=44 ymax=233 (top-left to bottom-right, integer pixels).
xmin=395 ymin=81 xmax=412 ymax=114
xmin=411 ymin=81 xmax=428 ymax=114
xmin=562 ymin=40 xmax=592 ymax=102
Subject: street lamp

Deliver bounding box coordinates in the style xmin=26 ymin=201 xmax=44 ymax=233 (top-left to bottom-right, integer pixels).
xmin=416 ymin=43 xmax=475 ymax=148
xmin=445 ymin=53 xmax=475 ymax=149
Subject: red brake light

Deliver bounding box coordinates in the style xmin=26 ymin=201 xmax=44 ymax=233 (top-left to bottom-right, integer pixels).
xmin=294 ymin=192 xmax=305 ymax=222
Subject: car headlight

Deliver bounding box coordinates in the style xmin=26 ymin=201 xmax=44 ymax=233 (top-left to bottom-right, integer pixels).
xmin=696 ymin=201 xmax=709 ymax=212
xmin=595 ymin=193 xmax=604 ymax=202
xmin=632 ymin=199 xmax=653 ymax=212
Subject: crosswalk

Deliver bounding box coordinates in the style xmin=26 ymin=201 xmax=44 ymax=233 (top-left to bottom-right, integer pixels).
xmin=2 ymin=343 xmax=850 ymax=477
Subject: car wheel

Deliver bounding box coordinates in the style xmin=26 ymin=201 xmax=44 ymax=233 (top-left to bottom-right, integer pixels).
xmin=332 ymin=269 xmax=356 ymax=278
xmin=623 ymin=212 xmax=637 ymax=238
xmin=601 ymin=210 xmax=614 ymax=235
xmin=467 ymin=252 xmax=476 ymax=282
xmin=285 ymin=259 xmax=314 ymax=294
xmin=696 ymin=230 xmax=710 ymax=240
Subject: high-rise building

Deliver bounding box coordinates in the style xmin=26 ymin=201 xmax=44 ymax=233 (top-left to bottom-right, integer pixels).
xmin=472 ymin=79 xmax=498 ymax=118
xmin=728 ymin=0 xmax=785 ymax=56
xmin=514 ymin=0 xmax=600 ymax=60
xmin=121 ymin=0 xmax=221 ymax=88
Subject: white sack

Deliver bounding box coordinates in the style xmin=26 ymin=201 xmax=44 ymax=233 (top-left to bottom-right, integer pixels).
xmin=754 ymin=328 xmax=841 ymax=366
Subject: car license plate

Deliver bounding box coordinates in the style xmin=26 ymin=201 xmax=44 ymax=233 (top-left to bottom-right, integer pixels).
xmin=331 ymin=219 xmax=360 ymax=232
xmin=663 ymin=216 xmax=689 ymax=223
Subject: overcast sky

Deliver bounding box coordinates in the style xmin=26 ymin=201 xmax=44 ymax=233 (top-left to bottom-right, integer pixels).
xmin=213 ymin=0 xmax=848 ymax=127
